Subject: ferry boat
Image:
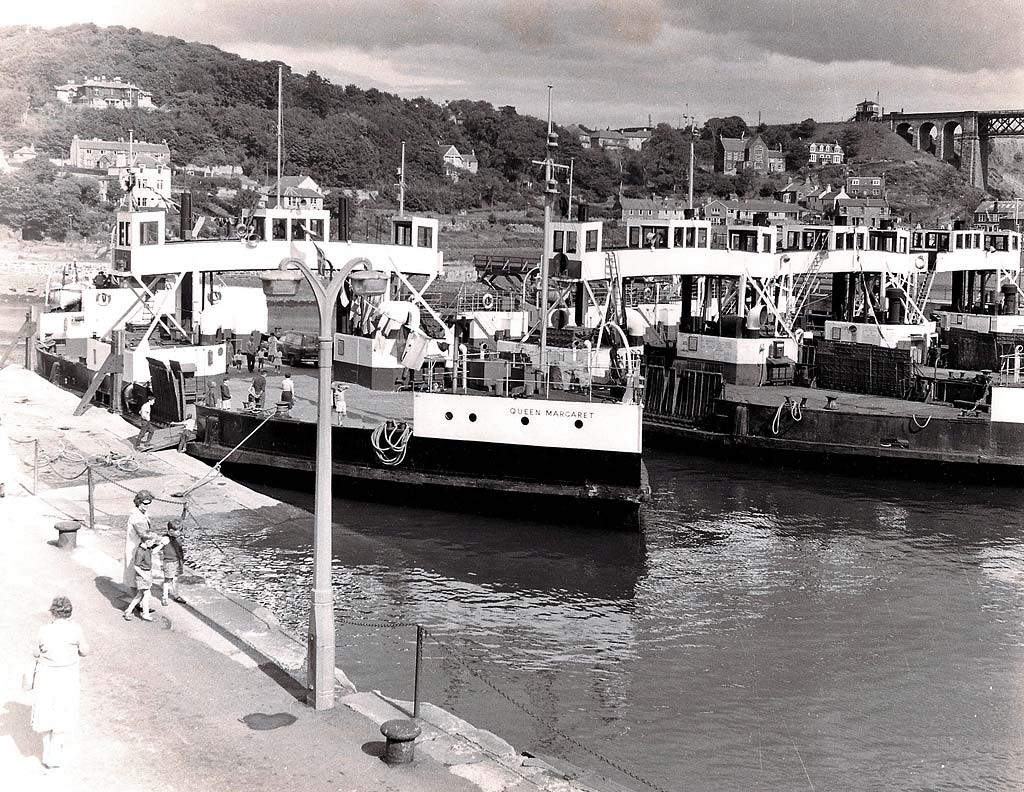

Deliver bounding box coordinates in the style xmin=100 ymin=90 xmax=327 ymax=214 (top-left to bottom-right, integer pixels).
xmin=465 ymin=205 xmax=1024 ymax=479
xmin=38 ymin=179 xmax=648 ymax=527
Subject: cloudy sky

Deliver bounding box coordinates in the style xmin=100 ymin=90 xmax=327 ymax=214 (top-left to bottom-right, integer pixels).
xmin=5 ymin=1 xmax=1022 ymax=127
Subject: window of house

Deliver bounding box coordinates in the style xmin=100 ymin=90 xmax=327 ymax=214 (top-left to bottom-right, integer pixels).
xmin=272 ymin=218 xmax=288 ymax=241
xmin=418 ymin=225 xmax=433 ymax=248
xmin=586 ymin=229 xmax=599 ymax=251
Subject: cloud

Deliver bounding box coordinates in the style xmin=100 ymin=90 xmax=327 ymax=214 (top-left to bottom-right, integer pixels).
xmin=2 ymin=0 xmax=1022 ymax=126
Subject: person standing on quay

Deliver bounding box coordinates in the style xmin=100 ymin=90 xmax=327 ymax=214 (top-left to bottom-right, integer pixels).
xmin=160 ymin=520 xmax=187 ymax=606
xmin=30 ymin=595 xmax=89 ymax=769
xmin=123 ymin=536 xmax=167 ymax=621
xmin=244 ymin=336 xmax=256 ymax=373
xmin=123 ymin=490 xmax=158 ymax=594
xmin=268 ymin=332 xmax=281 ymax=372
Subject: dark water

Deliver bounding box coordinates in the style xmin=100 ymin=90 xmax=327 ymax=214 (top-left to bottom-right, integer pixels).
xmin=7 ymin=303 xmax=1024 ymax=790
xmin=190 ymin=453 xmax=1024 ymax=792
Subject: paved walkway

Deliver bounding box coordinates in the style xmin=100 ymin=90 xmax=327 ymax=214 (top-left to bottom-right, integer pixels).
xmin=0 ymin=366 xmax=625 ymax=792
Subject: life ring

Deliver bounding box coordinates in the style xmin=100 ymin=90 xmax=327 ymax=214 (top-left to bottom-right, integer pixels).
xmin=209 ymin=290 xmax=222 ymax=304
xmin=96 ymin=292 xmax=111 ymax=305
xmin=914 ymin=256 xmax=926 ymax=271
xmin=481 ymin=293 xmax=494 ymax=310
xmin=235 ymin=223 xmax=250 ymax=240
xmin=642 ymin=286 xmax=654 ymax=301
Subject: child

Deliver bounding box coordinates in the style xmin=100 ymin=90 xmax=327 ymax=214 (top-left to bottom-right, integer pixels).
xmin=256 ymin=344 xmax=267 ymax=371
xmin=280 ymin=372 xmax=294 ymax=405
xmin=123 ymin=536 xmax=168 ymax=621
xmin=231 ymin=351 xmax=244 ymax=372
xmin=160 ymin=521 xmax=186 ymax=606
xmin=331 ymin=383 xmax=349 ymax=424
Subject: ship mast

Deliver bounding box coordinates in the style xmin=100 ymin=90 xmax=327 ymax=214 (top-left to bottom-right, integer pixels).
xmin=399 ymin=140 xmax=406 ymax=217
xmin=533 ymin=85 xmax=563 ymax=378
xmin=276 ymin=65 xmax=283 ymax=207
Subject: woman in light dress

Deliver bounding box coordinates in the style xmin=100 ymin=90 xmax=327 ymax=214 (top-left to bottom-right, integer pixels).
xmin=31 ymin=595 xmax=89 ymax=769
xmin=123 ymin=490 xmax=158 ymax=592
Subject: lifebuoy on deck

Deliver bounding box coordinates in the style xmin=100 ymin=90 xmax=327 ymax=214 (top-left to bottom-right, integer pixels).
xmin=96 ymin=292 xmax=111 ymax=305
xmin=209 ymin=290 xmax=222 ymax=304
xmin=642 ymin=286 xmax=654 ymax=301
xmin=481 ymin=293 xmax=494 ymax=310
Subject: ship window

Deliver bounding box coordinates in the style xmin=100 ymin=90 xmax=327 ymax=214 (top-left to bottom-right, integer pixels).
xmin=574 ymin=419 xmax=583 ymax=429
xmin=393 ymin=222 xmax=412 ymax=246
xmin=418 ymin=225 xmax=433 ymax=248
xmin=685 ymin=227 xmax=695 ymax=248
xmin=761 ymin=234 xmax=771 ymax=252
xmin=553 ymin=230 xmax=564 ymax=252
xmin=308 ymin=219 xmax=324 ymax=240
xmin=673 ymin=227 xmax=684 ymax=248
xmin=444 ymin=411 xmax=453 ymax=420
xmin=1014 ymin=237 xmax=1019 ymax=251
xmin=468 ymin=412 xmax=477 ymax=422
xmin=139 ymin=221 xmax=159 ymax=246
xmin=118 ymin=221 xmax=131 ymax=247
xmin=836 ymin=235 xmax=846 ymax=250
xmin=898 ymin=237 xmax=907 ymax=253
xmin=291 ymin=219 xmax=306 ymax=240
xmin=628 ymin=227 xmax=640 ymax=247
xmin=272 ymin=219 xmax=287 ymax=241
xmin=252 ymin=217 xmax=266 ymax=240
xmin=521 ymin=417 xmax=529 ymax=425
xmin=566 ymin=232 xmax=577 ymax=253
xmin=698 ymin=228 xmax=708 ymax=247
xmin=585 ymin=229 xmax=599 ymax=251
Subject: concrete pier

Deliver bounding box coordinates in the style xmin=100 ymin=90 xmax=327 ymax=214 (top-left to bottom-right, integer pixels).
xmin=0 ymin=366 xmax=631 ymax=792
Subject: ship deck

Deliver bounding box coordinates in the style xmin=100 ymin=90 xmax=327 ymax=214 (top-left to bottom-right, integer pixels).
xmin=723 ymin=383 xmax=967 ymax=419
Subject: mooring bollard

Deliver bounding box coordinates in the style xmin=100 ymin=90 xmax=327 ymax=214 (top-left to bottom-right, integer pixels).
xmin=380 ymin=718 xmax=421 ymax=765
xmin=54 ymin=521 xmax=82 ymax=550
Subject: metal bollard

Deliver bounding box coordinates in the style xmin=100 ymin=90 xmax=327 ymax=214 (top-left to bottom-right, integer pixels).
xmin=54 ymin=521 xmax=82 ymax=550
xmin=380 ymin=719 xmax=421 ymax=765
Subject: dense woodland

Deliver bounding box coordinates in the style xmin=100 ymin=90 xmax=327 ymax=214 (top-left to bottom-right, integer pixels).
xmin=0 ymin=24 xmax=987 ymax=240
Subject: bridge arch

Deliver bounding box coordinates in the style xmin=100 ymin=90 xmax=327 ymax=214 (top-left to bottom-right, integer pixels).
xmin=918 ymin=121 xmax=937 ymax=154
xmin=895 ymin=122 xmax=914 ymax=146
xmin=941 ymin=120 xmax=963 ymax=164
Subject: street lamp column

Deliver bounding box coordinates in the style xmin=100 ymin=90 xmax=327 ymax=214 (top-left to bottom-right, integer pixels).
xmin=261 ymin=253 xmax=371 ymax=710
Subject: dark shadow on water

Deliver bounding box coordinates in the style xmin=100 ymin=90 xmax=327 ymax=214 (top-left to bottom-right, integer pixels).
xmin=0 ymin=701 xmax=38 ymax=761
xmin=361 ymin=740 xmax=386 ymax=758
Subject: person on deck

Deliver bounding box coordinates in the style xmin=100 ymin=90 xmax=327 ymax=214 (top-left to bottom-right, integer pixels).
xmin=135 ymin=396 xmax=156 ymax=450
xmin=220 ymin=379 xmax=232 ymax=410
xmin=252 ymin=370 xmax=267 ymax=409
xmin=280 ymin=372 xmax=294 ymax=406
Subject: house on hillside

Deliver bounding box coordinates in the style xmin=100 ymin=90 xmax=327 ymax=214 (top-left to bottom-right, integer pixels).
xmin=854 ymin=99 xmax=881 ymax=122
xmin=616 ymin=127 xmax=654 ymax=151
xmin=261 ymin=175 xmax=324 ymax=210
xmin=184 ymin=163 xmax=244 ymax=178
xmin=702 ymin=199 xmax=805 ymax=225
xmin=54 ymin=77 xmax=154 ymax=110
xmin=834 ymin=198 xmax=890 ymax=227
xmin=974 ymin=200 xmax=1024 ymax=231
xmin=564 ymin=125 xmax=593 ymax=149
xmin=11 ymin=144 xmax=37 ymax=164
xmin=715 ymin=134 xmax=785 ymax=175
xmin=70 ymin=136 xmax=171 ymax=170
xmin=619 ymin=196 xmax=690 ymax=222
xmin=809 ymin=141 xmax=844 ymax=166
xmin=845 ymin=175 xmax=885 ymax=199
xmin=805 ymin=184 xmax=849 ymax=214
xmin=97 ymin=153 xmax=172 ymax=207
xmin=438 ymin=145 xmax=478 ymax=181
xmin=777 ymin=178 xmax=817 ymax=205
xmin=589 ymin=129 xmax=629 ymax=151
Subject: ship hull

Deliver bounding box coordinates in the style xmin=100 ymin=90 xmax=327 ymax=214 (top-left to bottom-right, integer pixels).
xmin=191 ymin=407 xmax=649 ymax=530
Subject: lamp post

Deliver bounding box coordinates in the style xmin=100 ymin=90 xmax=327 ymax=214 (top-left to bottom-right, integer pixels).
xmin=260 ymin=253 xmax=372 ymax=710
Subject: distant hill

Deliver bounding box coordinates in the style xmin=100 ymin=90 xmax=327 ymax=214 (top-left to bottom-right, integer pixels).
xmin=0 ymin=23 xmax=1012 ymax=232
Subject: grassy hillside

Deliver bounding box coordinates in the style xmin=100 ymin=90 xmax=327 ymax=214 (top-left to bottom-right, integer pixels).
xmin=813 ymin=121 xmax=987 ymax=224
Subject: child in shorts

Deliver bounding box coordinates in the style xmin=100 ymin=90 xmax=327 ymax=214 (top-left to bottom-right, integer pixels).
xmin=123 ymin=536 xmax=168 ymax=621
xmin=160 ymin=521 xmax=186 ymax=606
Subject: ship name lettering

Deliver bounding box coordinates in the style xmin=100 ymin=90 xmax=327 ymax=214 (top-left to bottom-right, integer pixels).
xmin=544 ymin=409 xmax=594 ymax=419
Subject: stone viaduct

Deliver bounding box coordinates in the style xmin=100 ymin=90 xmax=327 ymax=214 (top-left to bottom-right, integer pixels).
xmin=886 ymin=109 xmax=1024 ymax=190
